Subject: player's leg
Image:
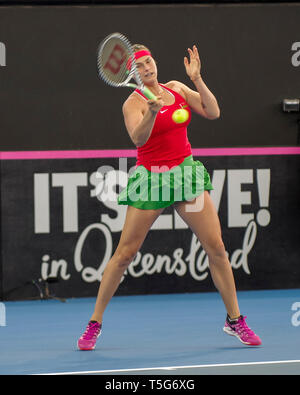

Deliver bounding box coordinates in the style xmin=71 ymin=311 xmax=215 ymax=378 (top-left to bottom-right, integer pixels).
xmin=90 ymin=205 xmax=165 ymax=323
xmin=174 ymin=191 xmax=240 ymax=318
xmin=174 ymin=192 xmax=261 ymax=346
xmin=78 ymin=205 xmax=164 ymax=350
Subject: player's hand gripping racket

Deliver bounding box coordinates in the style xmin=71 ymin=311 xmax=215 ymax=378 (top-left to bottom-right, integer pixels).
xmin=97 ymin=32 xmax=157 ymax=100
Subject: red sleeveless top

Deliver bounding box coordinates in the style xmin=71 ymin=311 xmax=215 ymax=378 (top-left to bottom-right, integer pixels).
xmin=135 ymin=84 xmax=192 ymax=172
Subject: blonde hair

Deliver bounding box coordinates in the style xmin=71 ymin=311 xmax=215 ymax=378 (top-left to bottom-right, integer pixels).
xmin=132 ymin=44 xmax=151 ymax=54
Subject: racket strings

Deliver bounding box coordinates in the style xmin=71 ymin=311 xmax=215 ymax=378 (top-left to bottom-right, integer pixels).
xmin=97 ymin=33 xmax=137 ymax=87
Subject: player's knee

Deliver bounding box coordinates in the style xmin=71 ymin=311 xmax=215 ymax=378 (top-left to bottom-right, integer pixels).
xmin=115 ymin=245 xmax=137 ymax=269
xmin=206 ymin=238 xmax=227 ymax=260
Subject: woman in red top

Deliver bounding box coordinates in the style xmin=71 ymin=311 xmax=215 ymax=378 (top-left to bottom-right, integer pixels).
xmin=77 ymin=44 xmax=261 ymax=350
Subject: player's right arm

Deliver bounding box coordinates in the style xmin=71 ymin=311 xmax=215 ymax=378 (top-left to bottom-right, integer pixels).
xmin=122 ymin=95 xmax=163 ymax=147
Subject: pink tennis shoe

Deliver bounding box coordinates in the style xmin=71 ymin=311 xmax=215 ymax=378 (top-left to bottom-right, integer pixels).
xmin=77 ymin=321 xmax=102 ymax=351
xmin=77 ymin=315 xmax=261 ymax=350
xmin=223 ymin=315 xmax=262 ymax=346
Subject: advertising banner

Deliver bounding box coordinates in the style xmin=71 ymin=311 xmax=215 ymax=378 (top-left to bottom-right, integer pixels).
xmin=1 ymin=148 xmax=299 ymax=300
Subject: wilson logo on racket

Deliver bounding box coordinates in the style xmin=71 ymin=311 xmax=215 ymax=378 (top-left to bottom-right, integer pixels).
xmin=104 ymin=44 xmax=126 ymax=75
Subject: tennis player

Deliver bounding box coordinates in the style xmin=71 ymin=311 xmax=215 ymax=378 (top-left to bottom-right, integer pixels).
xmin=78 ymin=44 xmax=261 ymax=350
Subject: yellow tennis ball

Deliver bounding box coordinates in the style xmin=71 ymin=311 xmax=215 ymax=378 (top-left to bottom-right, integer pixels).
xmin=172 ymin=109 xmax=189 ymax=124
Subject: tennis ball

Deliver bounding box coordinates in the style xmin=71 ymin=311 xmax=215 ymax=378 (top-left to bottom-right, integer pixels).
xmin=172 ymin=109 xmax=189 ymax=124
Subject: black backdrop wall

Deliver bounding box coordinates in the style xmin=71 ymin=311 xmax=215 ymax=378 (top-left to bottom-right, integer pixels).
xmin=0 ymin=2 xmax=299 ymax=300
xmin=0 ymin=3 xmax=299 ymax=150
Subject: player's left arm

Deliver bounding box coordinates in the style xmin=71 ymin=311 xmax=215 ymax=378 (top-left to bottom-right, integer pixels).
xmin=170 ymin=45 xmax=220 ymax=120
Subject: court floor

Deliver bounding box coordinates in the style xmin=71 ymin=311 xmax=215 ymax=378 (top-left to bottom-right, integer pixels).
xmin=0 ymin=289 xmax=299 ymax=375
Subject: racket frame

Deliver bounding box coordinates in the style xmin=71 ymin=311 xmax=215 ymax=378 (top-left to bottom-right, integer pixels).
xmin=97 ymin=32 xmax=157 ymax=100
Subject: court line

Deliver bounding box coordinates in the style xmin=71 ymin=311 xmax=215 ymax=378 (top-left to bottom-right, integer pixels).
xmin=38 ymin=359 xmax=300 ymax=375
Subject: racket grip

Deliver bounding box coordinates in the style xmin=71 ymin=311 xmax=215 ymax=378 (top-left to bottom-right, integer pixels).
xmin=142 ymin=87 xmax=157 ymax=101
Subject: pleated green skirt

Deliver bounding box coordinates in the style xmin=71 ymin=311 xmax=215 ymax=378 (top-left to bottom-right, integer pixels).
xmin=117 ymin=155 xmax=213 ymax=210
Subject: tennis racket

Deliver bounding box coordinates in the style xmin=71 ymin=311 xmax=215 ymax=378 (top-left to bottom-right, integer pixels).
xmin=97 ymin=32 xmax=157 ymax=100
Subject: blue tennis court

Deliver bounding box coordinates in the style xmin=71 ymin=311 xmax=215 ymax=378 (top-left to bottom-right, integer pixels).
xmin=0 ymin=288 xmax=299 ymax=375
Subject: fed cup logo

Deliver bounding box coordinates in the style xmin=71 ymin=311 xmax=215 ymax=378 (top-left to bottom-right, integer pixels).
xmin=0 ymin=42 xmax=6 ymax=67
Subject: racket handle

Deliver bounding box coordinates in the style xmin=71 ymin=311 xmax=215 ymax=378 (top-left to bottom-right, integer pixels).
xmin=142 ymin=87 xmax=157 ymax=101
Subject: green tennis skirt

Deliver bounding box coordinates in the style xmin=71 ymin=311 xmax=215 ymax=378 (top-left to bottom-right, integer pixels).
xmin=117 ymin=155 xmax=213 ymax=210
